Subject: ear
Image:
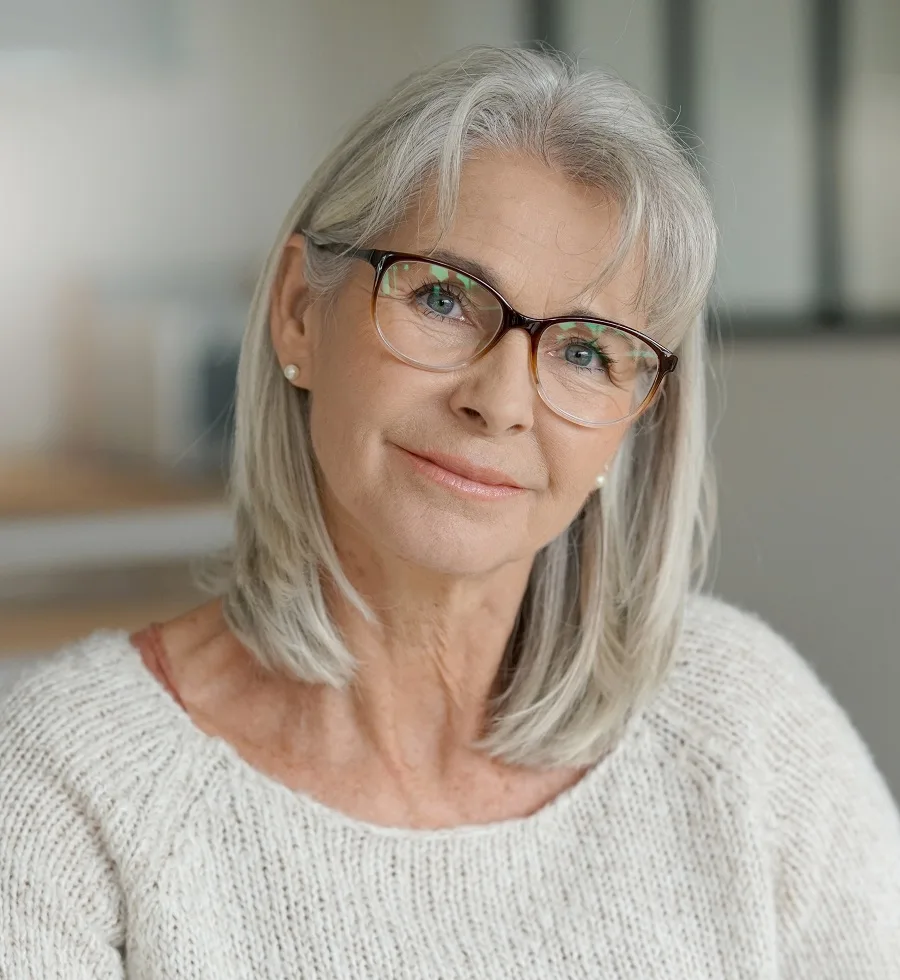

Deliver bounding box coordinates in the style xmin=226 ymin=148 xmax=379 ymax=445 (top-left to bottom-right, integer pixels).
xmin=270 ymin=232 xmax=316 ymax=390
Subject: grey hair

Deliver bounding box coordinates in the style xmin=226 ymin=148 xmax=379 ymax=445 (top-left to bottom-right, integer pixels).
xmin=194 ymin=44 xmax=718 ymax=770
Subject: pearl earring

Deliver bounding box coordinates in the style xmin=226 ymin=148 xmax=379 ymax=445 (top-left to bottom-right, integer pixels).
xmin=283 ymin=364 xmax=299 ymax=382
xmin=595 ymin=473 xmax=606 ymax=489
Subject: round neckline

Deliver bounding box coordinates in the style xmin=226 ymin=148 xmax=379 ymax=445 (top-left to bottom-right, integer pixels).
xmin=118 ymin=627 xmax=638 ymax=843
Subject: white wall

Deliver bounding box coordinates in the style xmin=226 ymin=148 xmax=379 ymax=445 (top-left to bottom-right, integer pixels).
xmin=842 ymin=0 xmax=900 ymax=311
xmin=563 ymin=0 xmax=664 ymax=105
xmin=566 ymin=0 xmax=819 ymax=315
xmin=0 ymin=0 xmax=523 ymax=452
xmin=697 ymin=0 xmax=817 ymax=315
xmin=710 ymin=338 xmax=900 ymax=794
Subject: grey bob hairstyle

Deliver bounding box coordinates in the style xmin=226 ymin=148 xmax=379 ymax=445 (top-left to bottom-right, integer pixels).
xmin=195 ymin=44 xmax=719 ymax=770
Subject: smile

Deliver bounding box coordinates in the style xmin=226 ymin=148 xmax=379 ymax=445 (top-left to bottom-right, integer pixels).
xmin=395 ymin=447 xmax=528 ymax=501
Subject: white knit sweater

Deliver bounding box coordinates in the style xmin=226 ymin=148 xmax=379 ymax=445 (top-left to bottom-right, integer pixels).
xmin=1 ymin=594 xmax=899 ymax=979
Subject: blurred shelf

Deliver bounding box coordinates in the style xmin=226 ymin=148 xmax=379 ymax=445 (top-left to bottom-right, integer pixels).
xmin=0 ymin=451 xmax=225 ymax=517
xmin=0 ymin=505 xmax=233 ymax=575
xmin=0 ymin=452 xmax=233 ymax=575
xmin=0 ymin=590 xmax=205 ymax=659
xmin=0 ymin=454 xmax=228 ymax=655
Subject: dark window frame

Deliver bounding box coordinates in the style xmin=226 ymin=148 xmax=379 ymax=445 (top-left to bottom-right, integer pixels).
xmin=527 ymin=0 xmax=900 ymax=339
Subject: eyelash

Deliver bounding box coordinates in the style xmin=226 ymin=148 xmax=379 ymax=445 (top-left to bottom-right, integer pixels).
xmin=567 ymin=340 xmax=611 ymax=371
xmin=412 ymin=282 xmax=470 ymax=319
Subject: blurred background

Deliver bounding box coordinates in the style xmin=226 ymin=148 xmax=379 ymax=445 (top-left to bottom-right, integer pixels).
xmin=0 ymin=1 xmax=897 ymax=791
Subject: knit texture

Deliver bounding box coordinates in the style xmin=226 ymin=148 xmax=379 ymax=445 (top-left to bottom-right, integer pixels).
xmin=1 ymin=594 xmax=899 ymax=979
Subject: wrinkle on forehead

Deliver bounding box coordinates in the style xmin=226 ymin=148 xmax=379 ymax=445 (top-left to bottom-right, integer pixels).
xmin=391 ymin=153 xmax=655 ymax=333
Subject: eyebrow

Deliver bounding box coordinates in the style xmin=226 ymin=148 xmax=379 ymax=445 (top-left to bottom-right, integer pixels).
xmin=423 ymin=246 xmax=616 ymax=324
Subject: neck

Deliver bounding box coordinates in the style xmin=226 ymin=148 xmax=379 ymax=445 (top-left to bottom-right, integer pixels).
xmin=317 ymin=533 xmax=534 ymax=780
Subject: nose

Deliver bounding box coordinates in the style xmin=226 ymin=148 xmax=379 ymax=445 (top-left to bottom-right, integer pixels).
xmin=448 ymin=328 xmax=535 ymax=436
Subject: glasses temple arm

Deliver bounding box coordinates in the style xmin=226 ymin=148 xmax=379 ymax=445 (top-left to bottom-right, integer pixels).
xmin=300 ymin=231 xmax=381 ymax=267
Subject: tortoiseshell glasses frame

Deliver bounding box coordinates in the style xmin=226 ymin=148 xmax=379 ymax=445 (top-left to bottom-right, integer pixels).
xmin=301 ymin=231 xmax=678 ymax=428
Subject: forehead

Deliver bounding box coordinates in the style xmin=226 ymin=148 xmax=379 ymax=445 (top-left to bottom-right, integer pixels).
xmin=385 ymin=152 xmax=646 ymax=326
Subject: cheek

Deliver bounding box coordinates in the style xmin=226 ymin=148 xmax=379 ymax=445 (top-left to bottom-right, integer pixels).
xmin=304 ymin=304 xmax=425 ymax=485
xmin=312 ymin=297 xmax=378 ymax=390
xmin=545 ymin=423 xmax=628 ymax=499
xmin=304 ymin=309 xmax=375 ymax=480
xmin=309 ymin=283 xmax=460 ymax=442
xmin=308 ymin=291 xmax=385 ymax=411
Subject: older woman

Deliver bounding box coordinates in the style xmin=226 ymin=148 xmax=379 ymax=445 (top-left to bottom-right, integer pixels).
xmin=2 ymin=45 xmax=899 ymax=979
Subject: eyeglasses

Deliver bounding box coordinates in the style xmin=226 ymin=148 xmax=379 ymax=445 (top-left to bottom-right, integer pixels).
xmin=302 ymin=231 xmax=677 ymax=427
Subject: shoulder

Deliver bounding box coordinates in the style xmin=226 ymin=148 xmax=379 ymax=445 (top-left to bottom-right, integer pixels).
xmin=0 ymin=629 xmax=215 ymax=881
xmin=0 ymin=632 xmax=144 ymax=948
xmin=646 ymin=592 xmax=900 ymax=840
xmin=0 ymin=628 xmax=210 ymax=967
xmin=657 ymin=597 xmax=900 ymax=967
xmin=650 ymin=593 xmax=899 ymax=787
xmin=653 ymin=592 xmax=865 ymax=772
xmin=1 ymin=629 xmax=139 ymax=756
xmin=0 ymin=628 xmax=173 ymax=786
xmin=652 ymin=593 xmax=900 ymax=877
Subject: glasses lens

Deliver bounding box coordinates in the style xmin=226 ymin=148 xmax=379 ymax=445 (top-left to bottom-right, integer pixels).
xmin=375 ymin=260 xmax=503 ymax=367
xmin=536 ymin=321 xmax=660 ymax=425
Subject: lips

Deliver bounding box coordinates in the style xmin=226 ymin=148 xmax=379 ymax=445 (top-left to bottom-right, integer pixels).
xmin=402 ymin=448 xmax=525 ymax=489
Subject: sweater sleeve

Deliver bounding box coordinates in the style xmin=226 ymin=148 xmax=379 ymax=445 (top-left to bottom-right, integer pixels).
xmin=759 ymin=625 xmax=900 ymax=977
xmin=0 ymin=671 xmax=126 ymax=978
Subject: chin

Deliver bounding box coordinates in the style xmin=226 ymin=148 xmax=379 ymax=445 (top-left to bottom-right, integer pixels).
xmin=380 ymin=511 xmax=524 ymax=576
xmin=319 ymin=450 xmax=540 ymax=576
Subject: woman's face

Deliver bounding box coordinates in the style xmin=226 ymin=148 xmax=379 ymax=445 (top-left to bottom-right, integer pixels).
xmin=273 ymin=152 xmax=647 ymax=576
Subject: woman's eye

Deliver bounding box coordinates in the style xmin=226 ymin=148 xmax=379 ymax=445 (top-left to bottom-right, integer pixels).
xmin=417 ymin=285 xmax=461 ymax=317
xmin=564 ymin=343 xmax=606 ymax=370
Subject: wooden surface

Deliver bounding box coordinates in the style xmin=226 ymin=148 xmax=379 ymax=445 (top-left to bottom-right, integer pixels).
xmin=0 ymin=452 xmax=225 ymax=518
xmin=0 ymin=452 xmax=224 ymax=656
xmin=0 ymin=591 xmax=206 ymax=658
